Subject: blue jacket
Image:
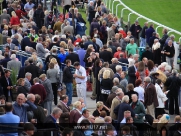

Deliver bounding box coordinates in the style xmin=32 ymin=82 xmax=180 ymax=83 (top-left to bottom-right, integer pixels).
xmin=114 ymin=102 xmax=135 ymax=123
xmin=13 ymin=101 xmax=37 ymax=122
xmin=145 ymin=27 xmax=155 ymax=44
xmin=0 ymin=112 xmax=20 ymax=136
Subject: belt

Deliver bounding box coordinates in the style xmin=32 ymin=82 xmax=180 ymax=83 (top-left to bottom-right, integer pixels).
xmin=76 ymin=83 xmax=81 ymax=84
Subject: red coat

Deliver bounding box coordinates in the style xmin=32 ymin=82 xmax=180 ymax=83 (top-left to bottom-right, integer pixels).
xmin=114 ymin=51 xmax=126 ymax=59
xmin=29 ymin=84 xmax=47 ymax=103
xmin=10 ymin=16 xmax=20 ymax=26
xmin=15 ymin=9 xmax=27 ymax=19
xmin=119 ymin=30 xmax=127 ymax=38
xmin=73 ymin=38 xmax=82 ymax=46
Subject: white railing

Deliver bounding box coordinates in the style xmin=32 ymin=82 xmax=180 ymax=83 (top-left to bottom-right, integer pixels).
xmin=104 ymin=0 xmax=181 ymax=42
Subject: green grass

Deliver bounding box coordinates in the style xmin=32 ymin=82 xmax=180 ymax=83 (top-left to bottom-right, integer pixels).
xmin=58 ymin=1 xmax=181 ymax=41
xmin=108 ymin=0 xmax=181 ymax=41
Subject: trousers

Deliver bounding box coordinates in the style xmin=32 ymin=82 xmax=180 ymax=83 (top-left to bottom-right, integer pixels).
xmin=76 ymin=82 xmax=87 ymax=106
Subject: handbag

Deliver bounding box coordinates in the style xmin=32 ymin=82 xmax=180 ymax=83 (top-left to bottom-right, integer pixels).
xmin=101 ymin=89 xmax=110 ymax=95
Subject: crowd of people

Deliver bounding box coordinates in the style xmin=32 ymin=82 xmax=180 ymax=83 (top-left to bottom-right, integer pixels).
xmin=0 ymin=0 xmax=181 ymax=136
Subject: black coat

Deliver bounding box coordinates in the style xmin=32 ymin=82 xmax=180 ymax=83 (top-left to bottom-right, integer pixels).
xmin=165 ymin=75 xmax=181 ymax=97
xmin=64 ymin=53 xmax=80 ymax=65
xmin=18 ymin=66 xmax=26 ymax=79
xmin=0 ymin=57 xmax=11 ymax=68
xmin=63 ymin=66 xmax=73 ymax=83
xmin=125 ymin=90 xmax=138 ymax=104
xmin=17 ymin=86 xmax=29 ymax=97
xmin=153 ymin=48 xmax=161 ymax=65
xmin=118 ymin=58 xmax=129 ymax=67
xmin=12 ymin=38 xmax=19 ymax=47
xmin=128 ymin=66 xmax=136 ymax=86
xmin=129 ymin=24 xmax=142 ymax=39
xmin=140 ymin=26 xmax=148 ymax=38
xmin=141 ymin=50 xmax=153 ymax=61
xmin=159 ymin=34 xmax=169 ymax=49
xmin=44 ymin=115 xmax=60 ymax=136
xmin=99 ymin=50 xmax=113 ymax=64
xmin=21 ymin=37 xmax=31 ymax=51
xmin=110 ymin=63 xmax=120 ymax=73
xmin=25 ymin=64 xmax=40 ymax=84
xmin=0 ymin=76 xmax=13 ymax=101
xmin=33 ymin=8 xmax=44 ymax=29
xmin=149 ymin=36 xmax=158 ymax=48
xmin=114 ymin=102 xmax=135 ymax=123
xmin=101 ymin=78 xmax=113 ymax=90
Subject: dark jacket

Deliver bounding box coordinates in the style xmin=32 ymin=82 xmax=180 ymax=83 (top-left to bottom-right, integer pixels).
xmin=57 ymin=101 xmax=70 ymax=124
xmin=99 ymin=50 xmax=113 ymax=64
xmin=0 ymin=57 xmax=11 ymax=68
xmin=17 ymin=66 xmax=26 ymax=79
xmin=17 ymin=86 xmax=29 ymax=97
xmin=114 ymin=102 xmax=135 ymax=123
xmin=128 ymin=66 xmax=136 ymax=86
xmin=109 ymin=63 xmax=120 ymax=73
xmin=125 ymin=90 xmax=138 ymax=104
xmin=141 ymin=50 xmax=153 ymax=61
xmin=140 ymin=25 xmax=148 ymax=38
xmin=90 ymin=21 xmax=100 ymax=35
xmin=63 ymin=66 xmax=73 ymax=83
xmin=0 ymin=75 xmax=13 ymax=101
xmin=149 ymin=36 xmax=158 ymax=48
xmin=25 ymin=64 xmax=40 ymax=84
xmin=146 ymin=27 xmax=155 ymax=44
xmin=159 ymin=34 xmax=169 ymax=49
xmin=20 ymin=37 xmax=31 ymax=51
xmin=164 ymin=75 xmax=181 ymax=97
xmin=12 ymin=38 xmax=19 ymax=47
xmin=106 ymin=93 xmax=116 ymax=108
xmin=144 ymin=83 xmax=159 ymax=107
xmin=65 ymin=53 xmax=80 ymax=65
xmin=44 ymin=115 xmax=60 ymax=136
xmin=118 ymin=58 xmax=129 ymax=66
xmin=101 ymin=78 xmax=113 ymax=90
xmin=129 ymin=24 xmax=142 ymax=39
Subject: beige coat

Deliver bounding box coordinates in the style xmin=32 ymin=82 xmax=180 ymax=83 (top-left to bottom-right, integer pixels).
xmin=110 ymin=96 xmax=121 ymax=120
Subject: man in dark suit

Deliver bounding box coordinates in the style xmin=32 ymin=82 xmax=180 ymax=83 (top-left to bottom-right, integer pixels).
xmin=99 ymin=45 xmax=113 ymax=64
xmin=141 ymin=46 xmax=153 ymax=61
xmin=128 ymin=61 xmax=138 ymax=86
xmin=164 ymin=70 xmax=181 ymax=115
xmin=0 ymin=70 xmax=13 ymax=101
xmin=44 ymin=108 xmax=62 ymax=136
xmin=0 ymin=53 xmax=11 ymax=68
xmin=144 ymin=77 xmax=158 ymax=118
xmin=57 ymin=95 xmax=70 ymax=125
xmin=12 ymin=34 xmax=19 ymax=47
xmin=25 ymin=58 xmax=40 ymax=84
xmin=64 ymin=47 xmax=80 ymax=64
xmin=21 ymin=32 xmax=31 ymax=51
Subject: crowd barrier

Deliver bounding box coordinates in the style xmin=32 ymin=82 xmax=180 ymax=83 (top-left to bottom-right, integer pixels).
xmin=104 ymin=0 xmax=181 ymax=42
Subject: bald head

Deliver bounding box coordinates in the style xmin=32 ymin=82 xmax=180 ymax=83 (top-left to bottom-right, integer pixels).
xmin=132 ymin=94 xmax=138 ymax=102
xmin=17 ymin=93 xmax=26 ymax=105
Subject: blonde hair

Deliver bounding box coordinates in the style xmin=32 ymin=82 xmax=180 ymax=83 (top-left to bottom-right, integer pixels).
xmin=107 ymin=48 xmax=112 ymax=53
xmin=11 ymin=11 xmax=17 ymax=17
xmin=50 ymin=58 xmax=58 ymax=64
xmin=96 ymin=101 xmax=104 ymax=108
xmin=60 ymin=41 xmax=68 ymax=49
xmin=103 ymin=70 xmax=110 ymax=79
xmin=73 ymin=101 xmax=81 ymax=108
xmin=17 ymin=78 xmax=25 ymax=85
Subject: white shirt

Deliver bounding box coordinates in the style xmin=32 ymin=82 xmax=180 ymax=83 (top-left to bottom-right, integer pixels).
xmin=77 ymin=115 xmax=86 ymax=123
xmin=75 ymin=66 xmax=87 ymax=83
xmin=120 ymin=117 xmax=126 ymax=123
xmin=134 ymin=86 xmax=144 ymax=102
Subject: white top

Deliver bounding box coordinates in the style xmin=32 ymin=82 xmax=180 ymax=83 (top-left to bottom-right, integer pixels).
xmin=75 ymin=66 xmax=87 ymax=83
xmin=155 ymin=83 xmax=167 ymax=108
xmin=120 ymin=118 xmax=126 ymax=123
xmin=54 ymin=64 xmax=60 ymax=74
xmin=77 ymin=115 xmax=86 ymax=124
xmin=134 ymin=86 xmax=144 ymax=102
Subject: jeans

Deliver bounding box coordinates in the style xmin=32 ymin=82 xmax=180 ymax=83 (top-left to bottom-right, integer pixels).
xmin=44 ymin=101 xmax=52 ymax=115
xmin=65 ymin=83 xmax=73 ymax=106
xmin=166 ymin=56 xmax=174 ymax=67
xmin=140 ymin=37 xmax=146 ymax=47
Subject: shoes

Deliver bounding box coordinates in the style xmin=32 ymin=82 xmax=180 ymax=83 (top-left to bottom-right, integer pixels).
xmin=90 ymin=97 xmax=96 ymax=100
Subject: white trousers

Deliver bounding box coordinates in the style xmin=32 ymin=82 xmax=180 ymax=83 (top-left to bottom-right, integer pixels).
xmin=76 ymin=83 xmax=87 ymax=106
xmin=147 ymin=103 xmax=155 ymax=119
